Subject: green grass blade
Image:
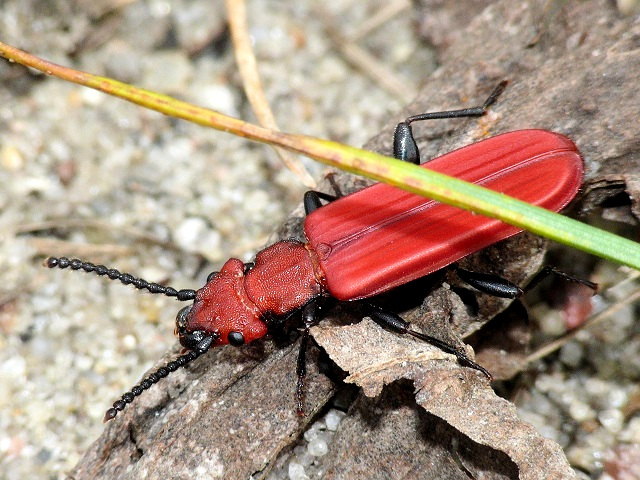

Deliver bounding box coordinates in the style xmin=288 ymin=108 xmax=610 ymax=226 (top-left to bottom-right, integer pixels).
xmin=2 ymin=41 xmax=638 ymax=269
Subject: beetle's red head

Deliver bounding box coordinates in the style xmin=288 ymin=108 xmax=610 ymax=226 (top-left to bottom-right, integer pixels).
xmin=174 ymin=258 xmax=269 ymax=348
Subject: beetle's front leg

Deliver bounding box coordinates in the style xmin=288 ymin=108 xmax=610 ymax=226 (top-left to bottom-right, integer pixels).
xmin=304 ymin=174 xmax=345 ymax=215
xmin=304 ymin=191 xmax=338 ymax=215
xmin=296 ymin=300 xmax=322 ymax=415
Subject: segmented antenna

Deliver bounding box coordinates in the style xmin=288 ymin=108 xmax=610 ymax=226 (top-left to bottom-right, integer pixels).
xmin=46 ymin=257 xmax=197 ymax=301
xmin=103 ymin=335 xmax=216 ymax=422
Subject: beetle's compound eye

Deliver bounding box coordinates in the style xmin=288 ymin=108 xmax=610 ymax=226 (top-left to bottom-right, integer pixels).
xmin=206 ymin=271 xmax=219 ymax=283
xmin=227 ymin=331 xmax=245 ymax=346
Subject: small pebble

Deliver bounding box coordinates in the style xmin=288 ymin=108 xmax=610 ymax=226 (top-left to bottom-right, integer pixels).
xmin=307 ymin=433 xmax=329 ymax=457
xmin=598 ymin=409 xmax=624 ymax=434
xmin=569 ymin=400 xmax=596 ymax=423
xmin=559 ymin=342 xmax=583 ymax=368
xmin=288 ymin=462 xmax=309 ymax=480
xmin=325 ymin=409 xmax=345 ymax=431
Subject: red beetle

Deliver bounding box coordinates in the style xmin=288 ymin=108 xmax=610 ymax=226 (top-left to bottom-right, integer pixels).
xmin=46 ymin=83 xmax=592 ymax=421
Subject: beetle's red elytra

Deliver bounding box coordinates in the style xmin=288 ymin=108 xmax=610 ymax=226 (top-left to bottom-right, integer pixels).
xmin=46 ymin=82 xmax=595 ymax=421
xmin=305 ymin=129 xmax=582 ymax=300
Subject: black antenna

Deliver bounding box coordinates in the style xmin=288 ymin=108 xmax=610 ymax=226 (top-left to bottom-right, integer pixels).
xmin=103 ymin=335 xmax=216 ymax=422
xmin=46 ymin=257 xmax=197 ymax=301
xmin=46 ymin=256 xmax=207 ymax=420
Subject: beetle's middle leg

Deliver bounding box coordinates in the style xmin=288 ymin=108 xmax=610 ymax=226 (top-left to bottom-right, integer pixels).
xmin=295 ymin=299 xmax=323 ymax=416
xmin=363 ymin=301 xmax=492 ymax=380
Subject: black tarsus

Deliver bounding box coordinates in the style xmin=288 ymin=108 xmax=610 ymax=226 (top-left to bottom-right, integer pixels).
xmin=393 ymin=81 xmax=509 ymax=164
xmin=524 ymin=265 xmax=598 ymax=293
xmin=46 ymin=257 xmax=197 ymax=301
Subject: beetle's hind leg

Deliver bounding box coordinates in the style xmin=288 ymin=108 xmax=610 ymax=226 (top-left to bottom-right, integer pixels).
xmin=454 ymin=265 xmax=597 ymax=298
xmin=363 ymin=301 xmax=492 ymax=380
xmin=523 ymin=265 xmax=597 ymax=293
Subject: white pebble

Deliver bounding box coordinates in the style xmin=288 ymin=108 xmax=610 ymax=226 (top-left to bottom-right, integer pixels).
xmin=80 ymin=87 xmax=106 ymax=106
xmin=74 ymin=354 xmax=93 ymax=371
xmin=559 ymin=342 xmax=583 ymax=368
xmin=537 ymin=310 xmax=566 ymax=336
xmin=598 ymin=409 xmax=624 ymax=433
xmin=606 ymin=388 xmax=628 ymax=409
xmin=174 ymin=217 xmax=208 ymax=250
xmin=1 ymin=356 xmax=26 ymax=379
xmin=303 ymin=426 xmax=318 ymax=443
xmin=29 ymin=337 xmax=54 ymax=361
xmin=325 ymin=409 xmax=345 ymax=431
xmin=288 ymin=462 xmax=310 ymax=480
xmin=294 ymin=445 xmax=314 ymax=467
xmin=307 ymin=433 xmax=329 ymax=457
xmin=569 ymin=400 xmax=596 ymax=422
xmin=584 ymin=378 xmax=610 ymax=398
xmin=619 ymin=416 xmax=640 ymax=443
xmin=173 ymin=217 xmax=222 ymax=258
xmin=122 ymin=334 xmax=137 ymax=351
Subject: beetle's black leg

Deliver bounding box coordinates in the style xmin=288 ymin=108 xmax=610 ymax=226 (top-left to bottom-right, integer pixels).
xmin=326 ymin=172 xmax=344 ymax=199
xmin=304 ymin=191 xmax=337 ymax=215
xmin=394 ymin=81 xmax=509 ymax=165
xmin=455 ymin=265 xmax=597 ymax=298
xmin=296 ymin=328 xmax=310 ymax=416
xmin=524 ymin=265 xmax=598 ymax=293
xmin=296 ymin=300 xmax=321 ymax=415
xmin=364 ymin=302 xmax=492 ymax=380
xmin=304 ymin=172 xmax=345 ymax=214
xmin=455 ymin=267 xmax=523 ymax=299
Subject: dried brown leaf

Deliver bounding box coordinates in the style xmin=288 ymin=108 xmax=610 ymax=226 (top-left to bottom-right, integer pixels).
xmin=313 ymin=317 xmax=575 ymax=479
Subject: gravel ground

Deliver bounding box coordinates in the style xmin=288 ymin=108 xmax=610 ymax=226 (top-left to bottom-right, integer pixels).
xmin=1 ymin=1 xmax=639 ymax=480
